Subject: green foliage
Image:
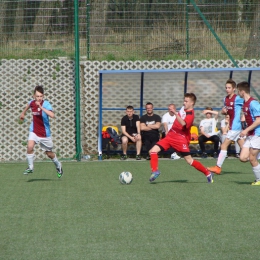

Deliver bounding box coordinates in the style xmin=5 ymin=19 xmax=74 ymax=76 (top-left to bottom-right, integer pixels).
xmin=104 ymin=53 xmax=116 ymax=61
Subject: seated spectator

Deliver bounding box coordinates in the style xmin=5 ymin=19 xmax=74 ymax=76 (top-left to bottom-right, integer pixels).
xmin=121 ymin=105 xmax=142 ymax=160
xmin=221 ymin=114 xmax=240 ymax=158
xmin=199 ymin=107 xmax=220 ymax=158
xmin=140 ymin=102 xmax=161 ymax=160
xmin=161 ymin=103 xmax=180 ymax=160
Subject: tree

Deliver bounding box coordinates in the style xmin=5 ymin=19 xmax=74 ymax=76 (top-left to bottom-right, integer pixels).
xmin=244 ymin=1 xmax=260 ymax=59
xmin=90 ymin=0 xmax=110 ymax=44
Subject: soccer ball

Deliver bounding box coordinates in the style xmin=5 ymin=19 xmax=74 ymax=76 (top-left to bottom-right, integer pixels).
xmin=119 ymin=171 xmax=133 ymax=184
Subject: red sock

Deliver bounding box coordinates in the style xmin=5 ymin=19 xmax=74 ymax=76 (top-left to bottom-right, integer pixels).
xmin=191 ymin=160 xmax=210 ymax=176
xmin=150 ymin=152 xmax=158 ymax=172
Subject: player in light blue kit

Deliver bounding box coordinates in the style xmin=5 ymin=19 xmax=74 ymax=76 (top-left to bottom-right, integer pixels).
xmin=20 ymin=86 xmax=63 ymax=178
xmin=237 ymin=81 xmax=260 ymax=185
xmin=208 ymin=79 xmax=245 ymax=174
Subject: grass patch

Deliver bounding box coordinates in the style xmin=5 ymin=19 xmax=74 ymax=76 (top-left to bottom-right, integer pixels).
xmin=1 ymin=159 xmax=258 ymax=260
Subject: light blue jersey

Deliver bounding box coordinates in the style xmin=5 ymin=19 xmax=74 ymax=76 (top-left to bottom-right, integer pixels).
xmin=224 ymin=94 xmax=244 ymax=130
xmin=243 ymin=97 xmax=260 ymax=136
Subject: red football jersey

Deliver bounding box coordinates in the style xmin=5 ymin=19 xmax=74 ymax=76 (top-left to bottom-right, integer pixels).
xmin=171 ymin=106 xmax=194 ymax=142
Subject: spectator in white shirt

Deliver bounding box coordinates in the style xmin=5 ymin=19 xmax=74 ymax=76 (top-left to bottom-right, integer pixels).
xmin=199 ymin=107 xmax=220 ymax=158
xmin=161 ymin=104 xmax=180 ymax=160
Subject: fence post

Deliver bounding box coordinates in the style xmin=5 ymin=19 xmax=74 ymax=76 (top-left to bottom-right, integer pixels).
xmin=186 ymin=0 xmax=190 ymax=60
xmin=74 ymin=0 xmax=81 ymax=161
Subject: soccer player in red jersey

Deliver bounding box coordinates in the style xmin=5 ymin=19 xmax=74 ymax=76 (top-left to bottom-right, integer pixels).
xmin=149 ymin=93 xmax=214 ymax=183
xmin=20 ymin=86 xmax=63 ymax=178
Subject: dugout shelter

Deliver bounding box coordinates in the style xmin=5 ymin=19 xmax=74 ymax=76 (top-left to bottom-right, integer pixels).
xmin=98 ymin=68 xmax=260 ymax=160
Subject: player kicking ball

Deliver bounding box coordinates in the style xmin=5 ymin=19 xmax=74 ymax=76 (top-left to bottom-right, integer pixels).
xmin=237 ymin=82 xmax=260 ymax=185
xmin=20 ymin=85 xmax=63 ymax=178
xmin=148 ymin=93 xmax=214 ymax=183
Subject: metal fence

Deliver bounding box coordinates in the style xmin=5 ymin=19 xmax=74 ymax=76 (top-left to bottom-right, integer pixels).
xmin=0 ymin=0 xmax=259 ymax=62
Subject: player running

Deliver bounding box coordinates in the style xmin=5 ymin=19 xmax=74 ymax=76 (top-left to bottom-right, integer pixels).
xmin=148 ymin=93 xmax=214 ymax=183
xmin=20 ymin=85 xmax=63 ymax=178
xmin=237 ymin=81 xmax=260 ymax=185
xmin=207 ymin=79 xmax=245 ymax=175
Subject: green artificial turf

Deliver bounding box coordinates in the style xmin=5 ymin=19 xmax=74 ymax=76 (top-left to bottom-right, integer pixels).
xmin=0 ymin=159 xmax=259 ymax=260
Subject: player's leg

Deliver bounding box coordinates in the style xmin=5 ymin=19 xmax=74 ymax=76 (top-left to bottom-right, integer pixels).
xmin=183 ymin=154 xmax=214 ymax=183
xmin=24 ymin=132 xmax=37 ymax=175
xmin=148 ymin=136 xmax=171 ymax=182
xmin=208 ymin=130 xmax=240 ymax=174
xmin=237 ymin=137 xmax=245 ymax=150
xmin=251 ymin=149 xmax=260 ymax=185
xmin=40 ymin=137 xmax=63 ymax=178
xmin=248 ymin=137 xmax=260 ymax=185
xmin=121 ymin=136 xmax=128 ymax=160
xmin=149 ymin=144 xmax=162 ymax=182
xmin=239 ymin=139 xmax=249 ymax=162
xmin=235 ymin=141 xmax=241 ymax=158
xmin=24 ymin=139 xmax=36 ymax=174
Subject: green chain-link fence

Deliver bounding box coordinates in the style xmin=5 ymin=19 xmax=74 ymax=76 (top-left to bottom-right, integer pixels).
xmin=0 ymin=0 xmax=259 ymax=61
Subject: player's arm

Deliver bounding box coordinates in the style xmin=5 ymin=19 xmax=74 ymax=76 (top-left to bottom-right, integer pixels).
xmin=221 ymin=98 xmax=228 ymax=115
xmin=171 ymin=107 xmax=187 ymax=127
xmin=174 ymin=113 xmax=185 ymax=126
xmin=240 ymin=117 xmax=260 ymax=137
xmin=221 ymin=107 xmax=228 ymax=115
xmin=36 ymin=101 xmax=55 ymax=118
xmin=42 ymin=106 xmax=55 ymax=118
xmin=20 ymin=103 xmax=30 ymax=121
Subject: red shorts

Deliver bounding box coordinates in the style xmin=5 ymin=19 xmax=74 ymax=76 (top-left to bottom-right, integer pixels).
xmin=156 ymin=130 xmax=190 ymax=153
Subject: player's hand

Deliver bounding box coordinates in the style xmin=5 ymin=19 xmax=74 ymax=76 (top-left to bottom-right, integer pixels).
xmin=20 ymin=114 xmax=25 ymax=120
xmin=35 ymin=101 xmax=42 ymax=109
xmin=169 ymin=108 xmax=177 ymax=115
xmin=222 ymin=107 xmax=228 ymax=114
xmin=240 ymin=130 xmax=247 ymax=138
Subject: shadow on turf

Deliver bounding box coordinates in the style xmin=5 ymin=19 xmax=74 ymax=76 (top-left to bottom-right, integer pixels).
xmin=27 ymin=178 xmax=56 ymax=182
xmin=234 ymin=181 xmax=252 ymax=185
xmin=150 ymin=179 xmax=188 ymax=184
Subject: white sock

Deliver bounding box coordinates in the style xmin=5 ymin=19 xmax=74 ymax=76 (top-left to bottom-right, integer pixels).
xmin=252 ymin=164 xmax=260 ymax=181
xmin=52 ymin=155 xmax=60 ymax=168
xmin=27 ymin=154 xmax=35 ymax=170
xmin=216 ymin=150 xmax=227 ymax=168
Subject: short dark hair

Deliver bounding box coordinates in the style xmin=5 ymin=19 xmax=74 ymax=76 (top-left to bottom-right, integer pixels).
xmin=34 ymin=85 xmax=44 ymax=94
xmin=237 ymin=81 xmax=250 ymax=93
xmin=145 ymin=102 xmax=153 ymax=107
xmin=226 ymin=79 xmax=236 ymax=89
xmin=184 ymin=93 xmax=197 ymax=105
xmin=205 ymin=106 xmax=213 ymax=111
xmin=126 ymin=105 xmax=134 ymax=110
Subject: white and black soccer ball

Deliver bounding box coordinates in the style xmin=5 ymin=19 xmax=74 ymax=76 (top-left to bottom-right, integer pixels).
xmin=119 ymin=171 xmax=133 ymax=185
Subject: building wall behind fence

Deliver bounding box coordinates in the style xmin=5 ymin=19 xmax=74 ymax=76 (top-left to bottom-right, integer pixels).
xmin=0 ymin=59 xmax=259 ymax=161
